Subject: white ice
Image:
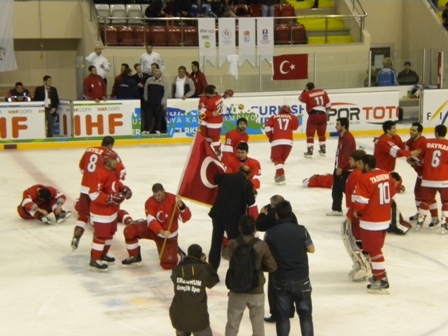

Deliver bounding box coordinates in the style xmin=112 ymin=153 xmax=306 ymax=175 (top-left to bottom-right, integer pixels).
xmin=1 ymin=135 xmax=448 ymax=336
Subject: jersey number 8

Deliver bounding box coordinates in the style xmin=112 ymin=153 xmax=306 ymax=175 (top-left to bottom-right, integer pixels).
xmin=87 ymin=154 xmax=99 ymax=173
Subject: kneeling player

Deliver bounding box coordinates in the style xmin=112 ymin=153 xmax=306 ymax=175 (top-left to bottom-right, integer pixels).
xmin=122 ymin=183 xmax=191 ymax=270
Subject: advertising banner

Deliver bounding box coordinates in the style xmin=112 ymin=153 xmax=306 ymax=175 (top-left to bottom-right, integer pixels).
xmin=0 ymin=102 xmax=46 ymax=140
xmin=166 ymin=91 xmax=400 ymax=138
xmin=421 ymin=89 xmax=448 ymax=127
xmin=238 ymin=18 xmax=256 ymax=67
xmin=198 ymin=18 xmax=217 ymax=67
xmin=56 ymin=100 xmax=72 ymax=137
xmin=218 ymin=18 xmax=236 ymax=67
xmin=256 ymin=17 xmax=274 ymax=64
xmin=72 ymin=100 xmax=140 ymax=137
xmin=0 ymin=0 xmax=17 ymax=72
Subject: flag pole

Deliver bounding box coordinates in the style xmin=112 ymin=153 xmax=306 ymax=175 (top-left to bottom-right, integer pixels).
xmin=159 ymin=132 xmax=200 ymax=260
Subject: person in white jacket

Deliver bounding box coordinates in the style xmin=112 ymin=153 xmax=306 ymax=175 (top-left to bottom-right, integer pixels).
xmin=140 ymin=44 xmax=165 ymax=76
xmin=85 ymin=45 xmax=111 ymax=86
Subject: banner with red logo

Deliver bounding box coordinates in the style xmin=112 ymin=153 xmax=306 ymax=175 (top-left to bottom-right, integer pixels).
xmin=0 ymin=102 xmax=45 ymax=140
xmin=238 ymin=18 xmax=256 ymax=67
xmin=272 ymin=54 xmax=308 ymax=80
xmin=178 ymin=132 xmax=226 ymax=206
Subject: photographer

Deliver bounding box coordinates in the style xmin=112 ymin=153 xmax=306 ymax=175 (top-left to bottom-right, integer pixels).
xmin=169 ymin=244 xmax=219 ymax=336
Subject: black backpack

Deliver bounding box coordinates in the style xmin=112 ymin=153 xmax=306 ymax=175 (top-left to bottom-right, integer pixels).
xmin=225 ymin=237 xmax=259 ymax=293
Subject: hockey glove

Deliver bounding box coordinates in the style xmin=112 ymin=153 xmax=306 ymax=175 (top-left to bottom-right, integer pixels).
xmin=107 ymin=192 xmax=125 ymax=205
xmin=122 ymin=186 xmax=133 ymax=200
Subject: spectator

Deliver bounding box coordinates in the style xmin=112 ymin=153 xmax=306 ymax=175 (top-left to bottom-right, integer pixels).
xmin=443 ymin=2 xmax=448 ymax=30
xmin=225 ymin=215 xmax=277 ymax=336
xmin=17 ymin=184 xmax=71 ymax=225
xmin=85 ymin=45 xmax=110 ymax=86
xmin=116 ymin=69 xmax=139 ymax=100
xmin=397 ymin=61 xmax=420 ymax=85
xmin=171 ymin=66 xmax=195 ymax=100
xmin=376 ymin=57 xmax=397 ymax=86
xmin=191 ymin=0 xmax=214 ymax=17
xmin=169 ymin=244 xmax=219 ymax=336
xmin=261 ymin=0 xmax=276 ymax=17
xmin=265 ymin=200 xmax=315 ymax=336
xmin=5 ymin=82 xmax=31 ymax=102
xmin=162 ymin=0 xmax=177 ymax=17
xmin=190 ymin=61 xmax=208 ymax=97
xmin=111 ymin=63 xmax=130 ymax=98
xmin=140 ymin=44 xmax=165 ymax=76
xmin=222 ymin=0 xmax=238 ymax=18
xmin=144 ymin=0 xmax=163 ymax=26
xmin=83 ymin=66 xmax=107 ymax=102
xmin=143 ymin=69 xmax=169 ymax=134
xmin=255 ymin=195 xmax=297 ymax=324
xmin=175 ymin=0 xmax=192 ymax=18
xmin=131 ymin=63 xmax=150 ymax=131
xmin=327 ymin=117 xmax=356 ymax=217
xmin=208 ymin=166 xmax=256 ymax=271
xmin=33 ymin=75 xmax=60 ymax=138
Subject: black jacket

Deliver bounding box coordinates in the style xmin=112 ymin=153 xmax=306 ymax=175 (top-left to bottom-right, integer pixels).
xmin=169 ymin=257 xmax=219 ymax=332
xmin=116 ymin=77 xmax=139 ymax=99
xmin=131 ymin=72 xmax=150 ymax=98
xmin=209 ymin=172 xmax=255 ymax=221
xmin=33 ymin=86 xmax=60 ymax=109
xmin=397 ymin=70 xmax=419 ymax=85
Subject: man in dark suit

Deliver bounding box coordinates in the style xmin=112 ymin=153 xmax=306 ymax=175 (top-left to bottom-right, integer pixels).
xmin=33 ymin=75 xmax=60 ymax=138
xmin=208 ymin=165 xmax=256 ymax=271
xmin=131 ymin=63 xmax=150 ymax=132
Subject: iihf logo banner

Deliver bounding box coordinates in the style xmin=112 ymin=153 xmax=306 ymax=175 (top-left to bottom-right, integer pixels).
xmin=218 ymin=18 xmax=236 ymax=67
xmin=0 ymin=0 xmax=17 ymax=72
xmin=238 ymin=18 xmax=256 ymax=67
xmin=256 ymin=18 xmax=274 ymax=64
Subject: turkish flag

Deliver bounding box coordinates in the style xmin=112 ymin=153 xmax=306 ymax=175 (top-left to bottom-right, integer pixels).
xmin=178 ymin=132 xmax=226 ymax=207
xmin=272 ymin=54 xmax=308 ymax=80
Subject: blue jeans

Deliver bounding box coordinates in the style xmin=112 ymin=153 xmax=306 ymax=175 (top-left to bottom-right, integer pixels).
xmin=273 ymin=277 xmax=314 ymax=336
xmin=261 ymin=5 xmax=274 ymax=17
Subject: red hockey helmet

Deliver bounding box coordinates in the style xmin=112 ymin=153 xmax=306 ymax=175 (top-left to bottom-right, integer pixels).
xmin=102 ymin=149 xmax=118 ymax=164
xmin=223 ymin=89 xmax=234 ymax=99
xmin=280 ymin=105 xmax=292 ymax=114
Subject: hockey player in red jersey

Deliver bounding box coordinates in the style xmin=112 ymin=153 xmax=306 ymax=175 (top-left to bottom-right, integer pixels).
xmin=353 ymin=154 xmax=397 ymax=294
xmin=88 ymin=149 xmax=133 ymax=272
xmin=264 ymin=105 xmax=299 ymax=185
xmin=374 ymin=120 xmax=420 ymax=172
xmin=221 ymin=117 xmax=249 ymax=164
xmin=405 ymin=122 xmax=439 ymax=230
xmin=299 ymin=82 xmax=331 ymax=158
xmin=17 ymin=185 xmax=71 ymax=224
xmin=416 ymin=124 xmax=448 ymax=234
xmin=342 ymin=149 xmax=371 ymax=281
xmin=198 ymin=85 xmax=234 ymax=155
xmin=122 ymin=183 xmax=192 ymax=270
xmin=71 ymin=136 xmax=129 ymax=251
xmin=223 ymin=142 xmax=261 ymax=190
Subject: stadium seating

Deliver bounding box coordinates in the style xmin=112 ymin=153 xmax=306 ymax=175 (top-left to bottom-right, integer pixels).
xmin=134 ymin=26 xmax=151 ymax=46
xmin=183 ymin=26 xmax=199 ymax=46
xmin=126 ymin=4 xmax=143 ymax=25
xmin=291 ymin=24 xmax=307 ymax=44
xmin=250 ymin=4 xmax=262 ymax=17
xmin=150 ymin=26 xmax=167 ymax=46
xmin=167 ymin=26 xmax=182 ymax=46
xmin=95 ymin=4 xmax=110 ymax=25
xmin=307 ymin=35 xmax=354 ymax=44
xmin=110 ymin=4 xmax=127 ymax=25
xmin=118 ymin=26 xmax=135 ymax=46
xmin=101 ymin=25 xmax=119 ymax=46
xmin=279 ymin=4 xmax=296 ymax=23
xmin=234 ymin=5 xmax=251 ymax=17
xmin=274 ymin=24 xmax=291 ymax=44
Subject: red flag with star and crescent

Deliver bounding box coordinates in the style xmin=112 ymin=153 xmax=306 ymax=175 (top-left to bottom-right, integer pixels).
xmin=272 ymin=54 xmax=308 ymax=80
xmin=177 ymin=132 xmax=226 ymax=207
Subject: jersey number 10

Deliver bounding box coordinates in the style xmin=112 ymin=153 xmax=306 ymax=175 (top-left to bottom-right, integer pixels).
xmin=378 ymin=182 xmax=391 ymax=205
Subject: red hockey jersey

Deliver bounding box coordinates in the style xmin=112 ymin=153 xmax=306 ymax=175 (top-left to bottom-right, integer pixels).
xmin=79 ymin=146 xmax=126 ymax=195
xmin=405 ymin=135 xmax=427 ymax=176
xmin=420 ymin=138 xmax=448 ymax=188
xmin=264 ymin=113 xmax=299 ymax=147
xmin=19 ymin=184 xmax=65 ymax=213
xmin=83 ymin=74 xmax=106 ymax=100
xmin=198 ymin=94 xmax=223 ymax=128
xmin=221 ymin=129 xmax=249 ymax=161
xmin=352 ymin=169 xmax=397 ymax=231
xmin=373 ymin=134 xmax=411 ymax=172
xmin=145 ymin=192 xmax=192 ymax=237
xmin=345 ymin=168 xmax=362 ymax=218
xmin=224 ymin=156 xmax=261 ymax=190
xmin=299 ymin=89 xmax=331 ymax=113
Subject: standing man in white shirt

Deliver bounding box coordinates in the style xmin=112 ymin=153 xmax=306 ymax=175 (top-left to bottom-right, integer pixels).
xmin=171 ymin=66 xmax=195 ymax=100
xmin=140 ymin=44 xmax=165 ymax=76
xmin=85 ymin=45 xmax=111 ymax=87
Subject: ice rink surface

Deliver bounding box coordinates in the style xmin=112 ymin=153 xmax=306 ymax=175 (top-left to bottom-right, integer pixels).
xmin=1 ymin=135 xmax=448 ymax=336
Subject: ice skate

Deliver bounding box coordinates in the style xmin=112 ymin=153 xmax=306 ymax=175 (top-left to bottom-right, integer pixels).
xmin=441 ymin=223 xmax=448 ymax=235
xmin=348 ymin=267 xmax=368 ymax=282
xmin=89 ymin=258 xmax=108 ymax=272
xmin=326 ymin=210 xmax=343 ymax=216
xmin=408 ymin=213 xmax=419 ymax=221
xmin=304 ymin=150 xmax=313 ymax=158
xmin=275 ymin=175 xmax=286 ymax=185
xmin=101 ymin=255 xmax=115 ymax=265
xmin=71 ymin=229 xmax=82 ymax=251
xmin=122 ymin=254 xmax=142 ymax=267
xmin=56 ymin=210 xmax=72 ymax=224
xmin=415 ymin=215 xmax=425 ymax=232
xmin=38 ymin=214 xmax=54 ymax=225
xmin=429 ymin=217 xmax=440 ymax=229
xmin=318 ymin=145 xmax=326 ymax=157
xmin=367 ymin=277 xmax=390 ymax=295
